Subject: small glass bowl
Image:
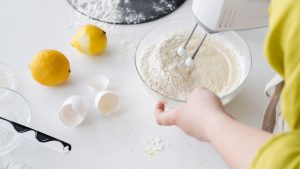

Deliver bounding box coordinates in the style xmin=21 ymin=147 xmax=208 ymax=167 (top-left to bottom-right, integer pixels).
xmin=0 ymin=87 xmax=31 ymax=156
xmin=0 ymin=62 xmax=16 ymax=90
xmin=135 ymin=18 xmax=252 ymax=107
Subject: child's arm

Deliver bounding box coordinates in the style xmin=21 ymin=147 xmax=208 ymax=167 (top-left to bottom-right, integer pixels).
xmin=155 ymin=87 xmax=271 ymax=169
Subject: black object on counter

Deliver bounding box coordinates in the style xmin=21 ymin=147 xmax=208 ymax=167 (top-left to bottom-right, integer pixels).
xmin=67 ymin=0 xmax=186 ymax=24
xmin=0 ymin=116 xmax=72 ymax=154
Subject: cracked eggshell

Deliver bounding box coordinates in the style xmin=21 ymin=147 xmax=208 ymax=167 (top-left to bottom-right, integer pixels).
xmin=94 ymin=90 xmax=120 ymax=116
xmin=87 ymin=75 xmax=109 ymax=92
xmin=59 ymin=95 xmax=88 ymax=127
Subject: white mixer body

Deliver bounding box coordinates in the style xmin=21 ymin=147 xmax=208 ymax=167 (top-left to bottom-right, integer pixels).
xmin=192 ymin=0 xmax=270 ymax=33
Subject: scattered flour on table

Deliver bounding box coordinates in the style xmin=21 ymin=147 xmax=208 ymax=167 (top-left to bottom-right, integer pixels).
xmin=142 ymin=136 xmax=169 ymax=156
xmin=136 ymin=32 xmax=241 ymax=101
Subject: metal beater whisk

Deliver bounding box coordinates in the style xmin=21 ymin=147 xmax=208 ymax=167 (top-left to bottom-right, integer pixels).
xmin=177 ymin=24 xmax=208 ymax=67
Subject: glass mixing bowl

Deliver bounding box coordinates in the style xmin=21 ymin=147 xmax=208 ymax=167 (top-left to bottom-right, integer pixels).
xmin=0 ymin=87 xmax=31 ymax=155
xmin=135 ymin=18 xmax=252 ymax=107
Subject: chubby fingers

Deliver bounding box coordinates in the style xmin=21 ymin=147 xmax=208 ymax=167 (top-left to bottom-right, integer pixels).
xmin=155 ymin=102 xmax=176 ymax=126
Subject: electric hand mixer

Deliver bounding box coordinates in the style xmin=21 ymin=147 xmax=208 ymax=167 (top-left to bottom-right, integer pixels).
xmin=179 ymin=0 xmax=270 ymax=67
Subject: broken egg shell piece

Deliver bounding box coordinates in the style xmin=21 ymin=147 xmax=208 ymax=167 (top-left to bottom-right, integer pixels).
xmin=87 ymin=75 xmax=110 ymax=92
xmin=95 ymin=90 xmax=120 ymax=116
xmin=59 ymin=95 xmax=88 ymax=127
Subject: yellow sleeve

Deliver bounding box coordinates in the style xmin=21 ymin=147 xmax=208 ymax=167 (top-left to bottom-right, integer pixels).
xmin=253 ymin=0 xmax=300 ymax=168
xmin=252 ymin=131 xmax=300 ymax=169
xmin=265 ymin=0 xmax=300 ymax=129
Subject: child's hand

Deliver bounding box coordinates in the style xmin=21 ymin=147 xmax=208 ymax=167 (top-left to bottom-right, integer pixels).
xmin=155 ymin=87 xmax=232 ymax=142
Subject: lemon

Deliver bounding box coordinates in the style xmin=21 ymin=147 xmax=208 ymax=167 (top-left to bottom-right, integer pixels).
xmin=72 ymin=24 xmax=107 ymax=56
xmin=29 ymin=49 xmax=71 ymax=86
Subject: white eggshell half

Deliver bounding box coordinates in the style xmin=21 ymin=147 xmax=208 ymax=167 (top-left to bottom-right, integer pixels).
xmin=59 ymin=95 xmax=88 ymax=127
xmin=87 ymin=75 xmax=110 ymax=92
xmin=94 ymin=90 xmax=120 ymax=116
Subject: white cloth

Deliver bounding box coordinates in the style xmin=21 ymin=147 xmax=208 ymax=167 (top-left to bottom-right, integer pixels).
xmin=264 ymin=75 xmax=289 ymax=133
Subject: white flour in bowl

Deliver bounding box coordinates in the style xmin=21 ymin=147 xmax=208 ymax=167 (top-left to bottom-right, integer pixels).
xmin=136 ymin=32 xmax=241 ymax=101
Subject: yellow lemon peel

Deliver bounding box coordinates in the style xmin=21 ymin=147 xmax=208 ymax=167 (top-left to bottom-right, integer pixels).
xmin=72 ymin=24 xmax=107 ymax=56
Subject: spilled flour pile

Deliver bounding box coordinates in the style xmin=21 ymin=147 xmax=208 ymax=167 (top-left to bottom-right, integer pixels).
xmin=68 ymin=0 xmax=127 ymax=23
xmin=136 ymin=32 xmax=241 ymax=101
xmin=68 ymin=0 xmax=181 ymax=24
xmin=143 ymin=136 xmax=169 ymax=156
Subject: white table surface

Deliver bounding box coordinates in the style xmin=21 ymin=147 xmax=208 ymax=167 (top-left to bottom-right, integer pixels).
xmin=0 ymin=0 xmax=276 ymax=168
